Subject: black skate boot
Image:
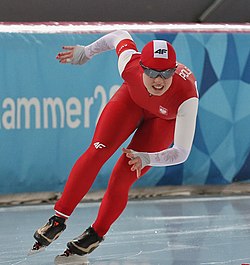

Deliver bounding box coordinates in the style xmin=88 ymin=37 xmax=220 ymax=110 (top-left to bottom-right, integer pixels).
xmin=30 ymin=215 xmax=66 ymax=255
xmin=66 ymin=226 xmax=104 ymax=256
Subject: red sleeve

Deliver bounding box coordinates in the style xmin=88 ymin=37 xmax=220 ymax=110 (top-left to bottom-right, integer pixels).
xmin=116 ymin=39 xmax=138 ymax=57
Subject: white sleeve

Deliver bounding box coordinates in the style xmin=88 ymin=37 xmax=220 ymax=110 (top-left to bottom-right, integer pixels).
xmin=148 ymin=97 xmax=199 ymax=166
xmin=118 ymin=49 xmax=137 ymax=76
xmin=84 ymin=30 xmax=133 ymax=58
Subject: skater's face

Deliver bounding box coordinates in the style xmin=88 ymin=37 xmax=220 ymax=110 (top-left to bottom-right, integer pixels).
xmin=142 ymin=73 xmax=173 ymax=96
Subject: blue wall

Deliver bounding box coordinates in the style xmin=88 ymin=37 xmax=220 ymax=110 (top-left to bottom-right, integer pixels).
xmin=0 ymin=31 xmax=249 ymax=193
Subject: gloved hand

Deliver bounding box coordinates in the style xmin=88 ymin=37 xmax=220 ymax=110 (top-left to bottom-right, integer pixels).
xmin=56 ymin=45 xmax=90 ymax=65
xmin=71 ymin=45 xmax=90 ymax=65
xmin=122 ymin=148 xmax=150 ymax=178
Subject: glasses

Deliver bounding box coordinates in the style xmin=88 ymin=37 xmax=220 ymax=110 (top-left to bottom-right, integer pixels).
xmin=140 ymin=61 xmax=177 ymax=79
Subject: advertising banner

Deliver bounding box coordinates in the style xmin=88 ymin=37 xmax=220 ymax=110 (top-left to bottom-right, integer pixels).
xmin=0 ymin=24 xmax=249 ymax=193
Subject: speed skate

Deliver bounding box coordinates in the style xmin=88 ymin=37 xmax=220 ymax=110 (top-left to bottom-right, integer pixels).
xmin=54 ymin=249 xmax=89 ymax=265
xmin=29 ymin=215 xmax=67 ymax=255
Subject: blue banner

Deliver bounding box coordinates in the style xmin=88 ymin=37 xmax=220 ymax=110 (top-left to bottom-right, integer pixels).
xmin=0 ymin=31 xmax=249 ymax=193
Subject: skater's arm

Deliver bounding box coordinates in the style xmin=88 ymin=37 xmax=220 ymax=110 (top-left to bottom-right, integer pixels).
xmin=123 ymin=97 xmax=198 ymax=177
xmin=56 ymin=30 xmax=134 ymax=65
xmin=148 ymin=97 xmax=198 ymax=165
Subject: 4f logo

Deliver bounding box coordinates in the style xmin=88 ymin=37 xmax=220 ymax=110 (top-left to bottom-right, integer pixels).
xmin=155 ymin=49 xmax=167 ymax=55
xmin=153 ymin=40 xmax=168 ymax=59
xmin=94 ymin=142 xmax=106 ymax=149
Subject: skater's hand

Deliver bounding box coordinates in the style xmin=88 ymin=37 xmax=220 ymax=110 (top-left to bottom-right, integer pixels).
xmin=122 ymin=148 xmax=142 ymax=178
xmin=122 ymin=148 xmax=150 ymax=178
xmin=56 ymin=46 xmax=75 ymax=64
xmin=56 ymin=45 xmax=90 ymax=65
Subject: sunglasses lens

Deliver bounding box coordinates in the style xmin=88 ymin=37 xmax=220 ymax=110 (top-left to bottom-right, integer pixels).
xmin=141 ymin=61 xmax=176 ymax=79
xmin=161 ymin=69 xmax=176 ymax=79
xmin=144 ymin=69 xmax=158 ymax=78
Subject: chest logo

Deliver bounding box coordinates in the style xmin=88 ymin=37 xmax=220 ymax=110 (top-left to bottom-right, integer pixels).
xmin=159 ymin=106 xmax=168 ymax=116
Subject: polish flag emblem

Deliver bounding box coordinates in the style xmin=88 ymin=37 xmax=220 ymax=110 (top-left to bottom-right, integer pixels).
xmin=159 ymin=106 xmax=168 ymax=115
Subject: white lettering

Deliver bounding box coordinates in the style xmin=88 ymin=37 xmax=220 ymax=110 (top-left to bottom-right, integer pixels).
xmin=0 ymin=84 xmax=119 ymax=130
xmin=179 ymin=67 xmax=192 ymax=81
xmin=43 ymin=98 xmax=64 ymax=128
xmin=2 ymin=98 xmax=15 ymax=129
xmin=66 ymin=97 xmax=81 ymax=128
xmin=84 ymin=97 xmax=94 ymax=128
xmin=94 ymin=85 xmax=107 ymax=124
xmin=17 ymin=97 xmax=41 ymax=129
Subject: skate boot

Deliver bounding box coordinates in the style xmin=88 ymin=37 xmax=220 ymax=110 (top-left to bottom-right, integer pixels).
xmin=66 ymin=226 xmax=104 ymax=256
xmin=29 ymin=215 xmax=66 ymax=255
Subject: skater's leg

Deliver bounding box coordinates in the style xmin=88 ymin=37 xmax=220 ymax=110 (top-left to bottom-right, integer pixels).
xmin=65 ymin=118 xmax=175 ymax=255
xmin=92 ymin=118 xmax=175 ymax=236
xmin=32 ymin=86 xmax=143 ymax=252
xmin=92 ymin=152 xmax=149 ymax=236
xmin=54 ymin=86 xmax=143 ymax=217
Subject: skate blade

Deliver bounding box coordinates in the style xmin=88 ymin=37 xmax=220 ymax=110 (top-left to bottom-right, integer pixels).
xmin=28 ymin=246 xmax=46 ymax=256
xmin=54 ymin=252 xmax=88 ymax=265
xmin=28 ymin=241 xmax=46 ymax=256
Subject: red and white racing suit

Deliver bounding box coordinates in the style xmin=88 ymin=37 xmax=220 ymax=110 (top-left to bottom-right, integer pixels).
xmin=55 ymin=30 xmax=199 ymax=237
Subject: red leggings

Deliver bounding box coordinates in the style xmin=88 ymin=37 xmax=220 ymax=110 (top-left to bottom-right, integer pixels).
xmin=55 ymin=85 xmax=175 ymax=237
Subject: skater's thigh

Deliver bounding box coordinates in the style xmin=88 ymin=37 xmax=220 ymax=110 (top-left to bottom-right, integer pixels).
xmin=107 ymin=118 xmax=176 ymax=188
xmin=91 ymin=85 xmax=143 ymax=151
xmin=128 ymin=117 xmax=176 ymax=152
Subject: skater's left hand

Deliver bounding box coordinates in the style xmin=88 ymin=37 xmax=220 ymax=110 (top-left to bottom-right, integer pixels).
xmin=122 ymin=148 xmax=150 ymax=178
